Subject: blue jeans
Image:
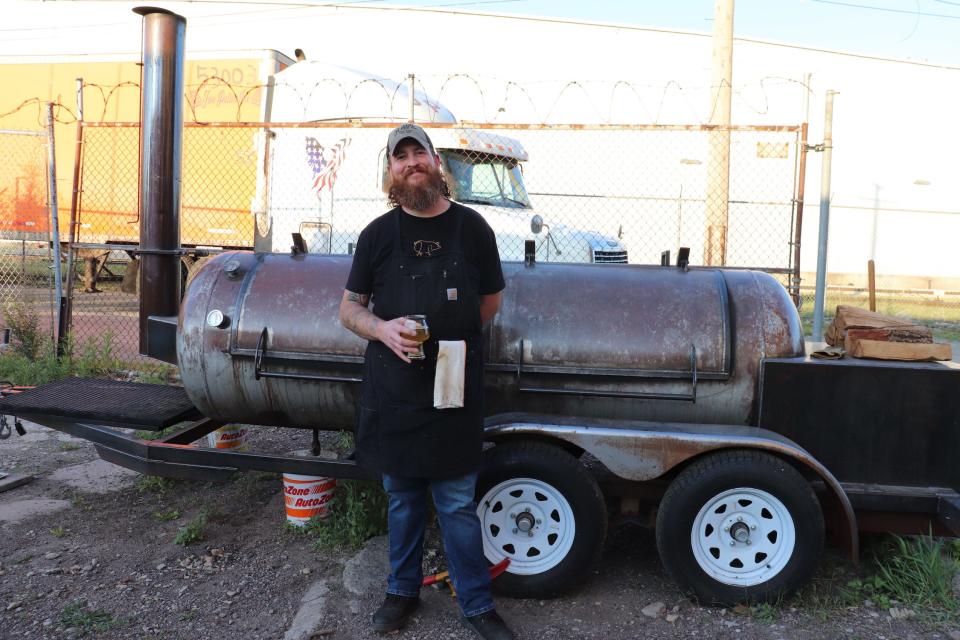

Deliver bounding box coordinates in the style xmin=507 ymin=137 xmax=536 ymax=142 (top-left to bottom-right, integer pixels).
xmin=382 ymin=472 xmax=494 ymax=617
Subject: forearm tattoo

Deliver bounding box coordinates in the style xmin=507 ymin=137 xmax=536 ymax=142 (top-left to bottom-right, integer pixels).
xmin=341 ymin=291 xmax=379 ymax=340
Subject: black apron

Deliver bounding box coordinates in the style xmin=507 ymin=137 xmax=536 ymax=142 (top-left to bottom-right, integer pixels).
xmin=355 ymin=207 xmax=485 ymax=479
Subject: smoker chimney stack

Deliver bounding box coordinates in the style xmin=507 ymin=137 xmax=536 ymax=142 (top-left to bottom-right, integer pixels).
xmin=134 ymin=7 xmax=185 ymax=359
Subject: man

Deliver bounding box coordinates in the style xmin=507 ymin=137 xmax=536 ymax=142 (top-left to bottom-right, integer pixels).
xmin=339 ymin=123 xmax=514 ymax=640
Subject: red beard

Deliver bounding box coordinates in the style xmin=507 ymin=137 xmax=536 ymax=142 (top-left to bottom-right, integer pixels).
xmin=388 ymin=164 xmax=447 ymax=212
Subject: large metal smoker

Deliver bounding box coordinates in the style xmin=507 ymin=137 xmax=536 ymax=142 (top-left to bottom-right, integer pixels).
xmin=2 ymin=6 xmax=958 ymax=607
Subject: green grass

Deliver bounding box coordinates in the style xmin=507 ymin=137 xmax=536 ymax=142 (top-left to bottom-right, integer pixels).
xmin=750 ymin=601 xmax=779 ymax=623
xmin=133 ymin=426 xmax=179 ymax=441
xmin=790 ymin=534 xmax=959 ymax=624
xmin=58 ymin=600 xmax=125 ymax=636
xmin=0 ymin=329 xmax=119 ymax=386
xmin=799 ymin=291 xmax=960 ymax=341
xmin=872 ymin=535 xmax=958 ymax=617
xmin=57 ymin=442 xmax=82 ymax=452
xmin=135 ymin=475 xmax=181 ymax=495
xmin=287 ymin=479 xmax=388 ymax=551
xmin=50 ymin=526 xmax=67 ymax=538
xmin=152 ymin=509 xmax=180 ymax=522
xmin=174 ymin=511 xmax=208 ymax=546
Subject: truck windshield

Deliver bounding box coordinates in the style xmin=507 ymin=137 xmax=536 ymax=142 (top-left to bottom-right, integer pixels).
xmin=441 ymin=150 xmax=531 ymax=209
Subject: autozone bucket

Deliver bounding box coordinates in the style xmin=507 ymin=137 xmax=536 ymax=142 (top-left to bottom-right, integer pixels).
xmin=205 ymin=424 xmax=247 ymax=449
xmin=282 ymin=474 xmax=337 ymax=526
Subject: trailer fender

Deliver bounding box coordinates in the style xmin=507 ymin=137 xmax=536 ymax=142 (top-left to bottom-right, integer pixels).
xmin=485 ymin=415 xmax=858 ymax=562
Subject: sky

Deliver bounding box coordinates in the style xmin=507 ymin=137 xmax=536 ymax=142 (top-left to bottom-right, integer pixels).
xmin=6 ymin=0 xmax=959 ymax=66
xmin=374 ymin=0 xmax=960 ymax=65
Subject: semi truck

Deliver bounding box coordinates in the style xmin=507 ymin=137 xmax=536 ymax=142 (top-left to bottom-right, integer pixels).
xmin=255 ymin=60 xmax=629 ymax=264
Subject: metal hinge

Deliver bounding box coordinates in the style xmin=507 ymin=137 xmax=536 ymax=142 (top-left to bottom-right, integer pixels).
xmin=804 ymin=143 xmax=826 ymax=152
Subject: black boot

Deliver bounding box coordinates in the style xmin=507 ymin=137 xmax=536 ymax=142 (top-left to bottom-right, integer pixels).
xmin=462 ymin=610 xmax=515 ymax=640
xmin=371 ymin=593 xmax=419 ymax=633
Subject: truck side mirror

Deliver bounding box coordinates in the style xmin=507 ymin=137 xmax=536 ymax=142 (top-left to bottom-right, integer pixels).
xmin=530 ymin=214 xmax=544 ymax=235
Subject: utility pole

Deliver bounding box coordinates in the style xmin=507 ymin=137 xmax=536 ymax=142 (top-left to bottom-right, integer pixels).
xmin=704 ymin=0 xmax=734 ymax=266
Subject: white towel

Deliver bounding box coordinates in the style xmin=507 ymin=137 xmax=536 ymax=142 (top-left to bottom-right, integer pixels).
xmin=433 ymin=340 xmax=466 ymax=409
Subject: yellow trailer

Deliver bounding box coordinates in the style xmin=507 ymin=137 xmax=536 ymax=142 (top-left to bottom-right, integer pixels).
xmin=0 ymin=50 xmax=292 ymax=251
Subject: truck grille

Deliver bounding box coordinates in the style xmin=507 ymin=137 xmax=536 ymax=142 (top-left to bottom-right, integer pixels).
xmin=592 ymin=249 xmax=628 ymax=264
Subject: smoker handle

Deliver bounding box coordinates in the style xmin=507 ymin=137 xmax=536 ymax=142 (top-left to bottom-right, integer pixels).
xmin=254 ymin=327 xmax=362 ymax=384
xmin=515 ymin=340 xmax=698 ymax=403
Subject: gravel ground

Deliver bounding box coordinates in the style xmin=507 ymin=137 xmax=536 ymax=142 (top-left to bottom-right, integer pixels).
xmin=1 ymin=419 xmax=958 ymax=640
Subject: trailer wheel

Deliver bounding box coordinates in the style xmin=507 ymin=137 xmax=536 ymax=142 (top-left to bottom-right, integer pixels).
xmin=476 ymin=441 xmax=606 ymax=598
xmin=656 ymin=450 xmax=823 ymax=605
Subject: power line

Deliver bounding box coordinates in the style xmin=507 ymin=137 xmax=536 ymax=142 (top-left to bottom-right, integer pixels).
xmin=808 ymin=0 xmax=960 ymax=19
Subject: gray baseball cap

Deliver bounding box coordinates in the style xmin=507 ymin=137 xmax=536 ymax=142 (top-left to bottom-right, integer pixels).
xmin=387 ymin=123 xmax=436 ymax=157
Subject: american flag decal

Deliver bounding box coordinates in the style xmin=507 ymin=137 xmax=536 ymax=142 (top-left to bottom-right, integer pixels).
xmin=305 ymin=136 xmax=351 ymax=196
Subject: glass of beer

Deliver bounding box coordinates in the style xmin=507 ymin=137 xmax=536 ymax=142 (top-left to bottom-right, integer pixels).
xmin=403 ymin=314 xmax=429 ymax=360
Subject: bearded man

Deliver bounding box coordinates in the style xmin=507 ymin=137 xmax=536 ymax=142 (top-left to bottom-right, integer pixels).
xmin=339 ymin=124 xmax=513 ymax=639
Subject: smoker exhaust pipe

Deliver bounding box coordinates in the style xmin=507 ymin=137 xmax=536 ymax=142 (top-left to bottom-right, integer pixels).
xmin=134 ymin=7 xmax=185 ymax=359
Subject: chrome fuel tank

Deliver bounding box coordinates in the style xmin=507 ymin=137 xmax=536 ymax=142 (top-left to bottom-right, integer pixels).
xmin=178 ymin=252 xmax=803 ymax=429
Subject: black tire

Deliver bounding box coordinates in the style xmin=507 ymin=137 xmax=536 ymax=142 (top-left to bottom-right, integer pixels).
xmin=476 ymin=441 xmax=607 ymax=598
xmin=655 ymin=450 xmax=824 ymax=605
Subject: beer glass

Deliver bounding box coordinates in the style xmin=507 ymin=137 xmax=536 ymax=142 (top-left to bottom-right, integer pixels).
xmin=403 ymin=314 xmax=429 ymax=360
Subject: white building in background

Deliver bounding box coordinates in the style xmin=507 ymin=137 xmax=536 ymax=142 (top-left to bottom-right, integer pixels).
xmin=3 ymin=1 xmax=958 ymax=284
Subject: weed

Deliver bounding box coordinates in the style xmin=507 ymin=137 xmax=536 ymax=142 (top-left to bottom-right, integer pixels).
xmin=152 ymin=509 xmax=180 ymax=522
xmin=839 ymin=574 xmax=892 ymax=609
xmin=69 ymin=493 xmax=91 ymax=511
xmin=136 ymin=475 xmax=179 ymax=495
xmin=133 ymin=426 xmax=178 ymax=441
xmin=751 ymin=601 xmax=778 ymax=623
xmin=872 ymin=534 xmax=958 ymax=615
xmin=14 ymin=554 xmax=33 ymax=565
xmin=336 ymin=430 xmax=355 ymax=454
xmin=949 ymin=539 xmax=960 ymax=562
xmin=178 ymin=609 xmax=198 ymax=621
xmin=290 ymin=479 xmax=388 ymax=551
xmin=50 ymin=526 xmax=66 ymax=538
xmin=0 ymin=319 xmax=119 ymax=386
xmin=174 ymin=511 xmax=208 ymax=546
xmin=3 ymin=302 xmax=43 ymax=358
xmin=58 ymin=442 xmax=81 ymax=452
xmin=58 ymin=600 xmax=125 ymax=635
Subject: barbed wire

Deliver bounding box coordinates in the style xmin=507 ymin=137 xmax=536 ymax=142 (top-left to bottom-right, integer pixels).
xmin=0 ymin=73 xmax=821 ymax=127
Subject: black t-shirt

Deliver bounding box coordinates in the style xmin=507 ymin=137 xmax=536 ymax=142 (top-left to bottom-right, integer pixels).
xmin=346 ymin=201 xmax=505 ymax=297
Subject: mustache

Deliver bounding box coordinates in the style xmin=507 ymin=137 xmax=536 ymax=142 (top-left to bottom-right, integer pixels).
xmin=402 ymin=165 xmax=430 ymax=177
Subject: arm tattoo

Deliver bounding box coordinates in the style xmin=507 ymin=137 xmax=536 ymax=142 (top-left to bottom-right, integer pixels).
xmin=340 ymin=290 xmax=379 ymax=340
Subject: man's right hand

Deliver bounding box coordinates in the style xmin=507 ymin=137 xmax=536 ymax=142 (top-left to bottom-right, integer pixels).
xmin=376 ymin=317 xmax=419 ymax=363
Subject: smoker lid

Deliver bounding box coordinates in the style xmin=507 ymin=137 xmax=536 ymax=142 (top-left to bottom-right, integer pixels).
xmin=495 ymin=264 xmax=731 ymax=378
xmin=232 ymin=254 xmax=366 ymax=359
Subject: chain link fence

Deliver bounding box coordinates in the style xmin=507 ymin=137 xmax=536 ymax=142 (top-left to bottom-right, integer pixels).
xmin=0 ymin=128 xmax=55 ymax=343
xmin=64 ymin=120 xmax=805 ymax=368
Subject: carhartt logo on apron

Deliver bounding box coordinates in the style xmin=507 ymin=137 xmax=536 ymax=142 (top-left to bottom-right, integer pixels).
xmin=447 ymin=288 xmax=458 ymax=301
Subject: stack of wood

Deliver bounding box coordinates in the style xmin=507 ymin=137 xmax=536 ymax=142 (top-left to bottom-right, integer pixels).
xmin=825 ymin=305 xmax=952 ymax=361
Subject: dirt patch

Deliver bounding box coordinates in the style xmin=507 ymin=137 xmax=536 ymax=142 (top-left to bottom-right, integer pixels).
xmin=1 ymin=421 xmax=957 ymax=639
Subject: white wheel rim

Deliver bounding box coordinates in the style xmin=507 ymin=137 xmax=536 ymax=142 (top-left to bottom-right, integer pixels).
xmin=690 ymin=487 xmax=796 ymax=586
xmin=476 ymin=477 xmax=576 ymax=575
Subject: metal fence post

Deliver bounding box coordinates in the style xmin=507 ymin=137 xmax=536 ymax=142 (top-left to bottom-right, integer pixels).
xmin=61 ymin=78 xmax=85 ymax=347
xmin=45 ymin=102 xmax=64 ymax=351
xmin=812 ymin=90 xmax=836 ymax=342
